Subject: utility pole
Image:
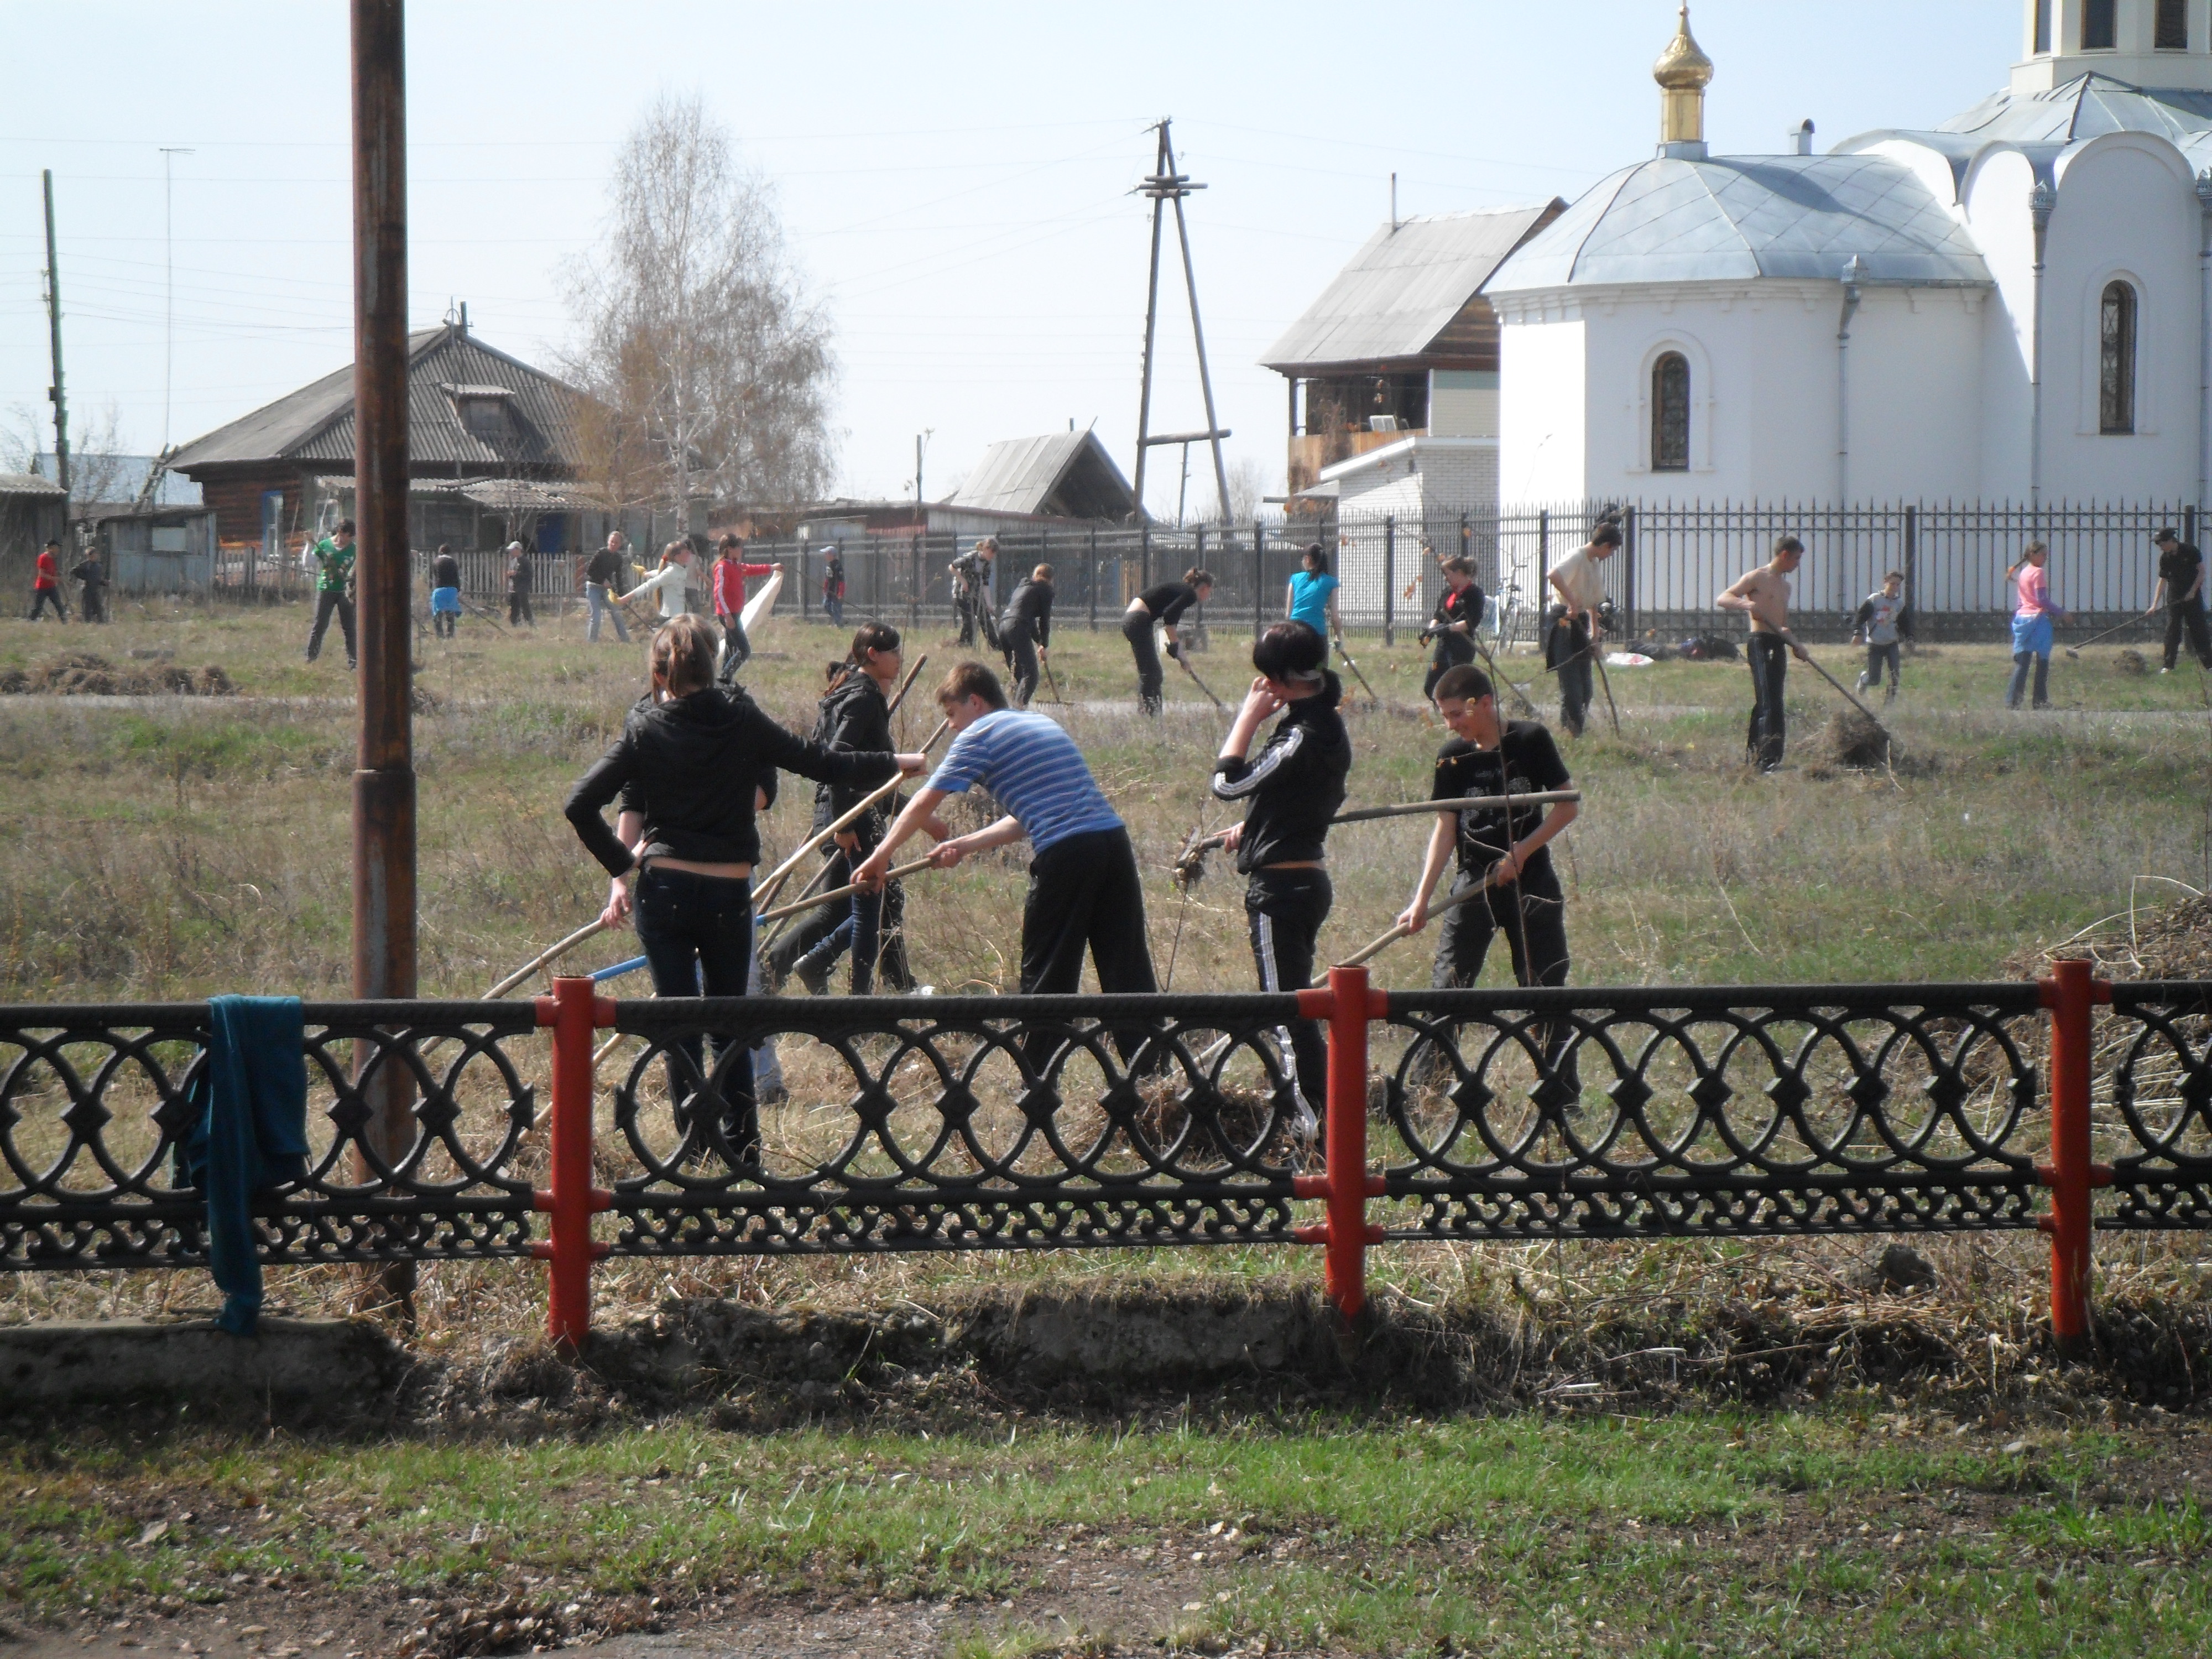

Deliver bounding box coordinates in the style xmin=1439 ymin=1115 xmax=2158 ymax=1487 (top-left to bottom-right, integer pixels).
xmin=40 ymin=170 xmax=70 ymax=502
xmin=160 ymin=147 xmax=194 ymax=456
xmin=1130 ymin=120 xmax=1231 ymax=525
xmin=351 ymin=0 xmax=418 ymax=1317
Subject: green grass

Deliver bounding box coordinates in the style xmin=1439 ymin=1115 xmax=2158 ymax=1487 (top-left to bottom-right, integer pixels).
xmin=5 ymin=1411 xmax=2210 ymax=1653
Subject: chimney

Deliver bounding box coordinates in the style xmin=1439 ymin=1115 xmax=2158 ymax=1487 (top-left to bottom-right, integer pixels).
xmin=1791 ymin=119 xmax=1815 ymax=156
xmin=459 ymin=300 xmax=469 ymax=335
xmin=1653 ymin=4 xmax=1714 ymax=160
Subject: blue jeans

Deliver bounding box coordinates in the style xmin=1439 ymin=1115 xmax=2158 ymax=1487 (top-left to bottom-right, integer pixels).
xmin=633 ymin=865 xmax=758 ymax=1164
xmin=586 ymin=582 xmax=629 ymax=643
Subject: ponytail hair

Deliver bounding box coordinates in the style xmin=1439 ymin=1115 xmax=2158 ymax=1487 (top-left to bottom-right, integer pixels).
xmin=650 ymin=614 xmax=718 ymax=697
xmin=1185 ymin=567 xmax=1217 ymax=589
xmin=848 ymin=620 xmax=901 ymax=663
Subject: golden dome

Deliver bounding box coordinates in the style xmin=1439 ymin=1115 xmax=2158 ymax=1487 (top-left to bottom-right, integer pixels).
xmin=1653 ymin=4 xmax=1715 ymax=92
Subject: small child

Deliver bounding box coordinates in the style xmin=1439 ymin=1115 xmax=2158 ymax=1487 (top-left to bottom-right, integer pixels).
xmin=1853 ymin=571 xmax=1908 ymax=703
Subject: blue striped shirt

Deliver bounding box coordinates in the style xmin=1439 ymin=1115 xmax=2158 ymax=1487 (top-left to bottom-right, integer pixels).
xmin=928 ymin=709 xmax=1122 ymax=853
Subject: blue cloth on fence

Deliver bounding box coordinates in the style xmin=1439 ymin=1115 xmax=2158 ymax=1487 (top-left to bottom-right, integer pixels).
xmin=181 ymin=995 xmax=309 ymax=1335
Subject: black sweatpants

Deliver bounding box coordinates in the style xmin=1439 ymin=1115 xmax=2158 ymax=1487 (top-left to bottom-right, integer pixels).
xmin=1246 ymin=868 xmax=1331 ymax=1123
xmin=1547 ymin=612 xmax=1593 ymax=736
xmin=28 ymin=586 xmax=67 ymax=622
xmin=509 ymin=589 xmax=534 ymax=626
xmin=1745 ymin=634 xmax=1788 ymax=771
xmin=2164 ymin=599 xmax=2212 ymax=670
xmin=1123 ymin=611 xmax=1165 ymax=714
xmin=1004 ymin=622 xmax=1041 ymax=706
xmin=306 ymin=588 xmax=355 ymax=664
xmin=1021 ymin=826 xmax=1157 ymax=1067
xmin=1422 ymin=634 xmax=1475 ymax=702
xmin=78 ymin=586 xmax=106 ymax=624
xmin=1430 ymin=871 xmax=1579 ymax=1101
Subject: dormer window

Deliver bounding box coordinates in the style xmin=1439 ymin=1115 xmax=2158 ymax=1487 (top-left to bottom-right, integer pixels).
xmin=2158 ymin=0 xmax=2189 ymax=49
xmin=443 ymin=383 xmax=514 ymax=445
xmin=2083 ymin=0 xmax=2117 ymax=50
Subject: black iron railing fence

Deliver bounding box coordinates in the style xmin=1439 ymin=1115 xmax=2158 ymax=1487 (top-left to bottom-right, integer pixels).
xmin=4 ymin=969 xmax=2206 ymax=1342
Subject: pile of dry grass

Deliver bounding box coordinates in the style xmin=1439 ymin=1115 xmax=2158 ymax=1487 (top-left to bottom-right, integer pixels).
xmin=1806 ymin=706 xmax=1927 ymax=776
xmin=2116 ymin=648 xmax=2149 ymax=676
xmin=2009 ymin=890 xmax=2212 ymax=982
xmin=0 ymin=651 xmax=234 ymax=697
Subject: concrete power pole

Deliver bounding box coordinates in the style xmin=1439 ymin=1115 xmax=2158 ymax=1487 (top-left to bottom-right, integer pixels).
xmin=40 ymin=170 xmax=71 ymax=503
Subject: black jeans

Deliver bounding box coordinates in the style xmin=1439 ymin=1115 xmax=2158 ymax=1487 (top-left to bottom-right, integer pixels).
xmin=1745 ymin=635 xmax=1788 ymax=771
xmin=717 ymin=615 xmax=752 ymax=684
xmin=1022 ymin=826 xmax=1157 ymax=1068
xmin=1422 ymin=633 xmax=1475 ymax=701
xmin=1245 ymin=868 xmax=1332 ymax=1122
xmin=28 ymin=587 xmax=67 ymax=622
xmin=954 ymin=591 xmax=979 ymax=646
xmin=1004 ymin=622 xmax=1040 ymax=706
xmin=1430 ymin=872 xmax=1579 ymax=1102
xmin=306 ymin=589 xmax=356 ymax=664
xmin=78 ymin=586 xmax=105 ymax=623
xmin=1123 ymin=611 xmax=1165 ymax=714
xmin=634 ymin=865 xmax=758 ymax=1165
xmin=509 ymin=589 xmax=534 ymax=626
xmin=1547 ymin=612 xmax=1593 ymax=736
xmin=2165 ymin=599 xmax=2212 ymax=670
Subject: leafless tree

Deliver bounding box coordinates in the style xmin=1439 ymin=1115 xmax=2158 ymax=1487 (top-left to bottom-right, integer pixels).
xmin=565 ymin=95 xmax=837 ymax=518
xmin=1222 ymin=456 xmax=1270 ymax=526
xmin=0 ymin=398 xmax=130 ymax=503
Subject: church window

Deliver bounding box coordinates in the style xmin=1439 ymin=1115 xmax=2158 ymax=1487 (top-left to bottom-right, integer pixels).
xmin=2034 ymin=0 xmax=2051 ymax=53
xmin=2158 ymin=0 xmax=2189 ymax=49
xmin=2083 ymin=0 xmax=2117 ymax=50
xmin=2100 ymin=281 xmax=2137 ymax=436
xmin=1652 ymin=352 xmax=1691 ymax=472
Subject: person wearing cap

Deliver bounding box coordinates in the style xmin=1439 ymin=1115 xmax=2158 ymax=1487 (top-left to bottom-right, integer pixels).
xmin=504 ymin=539 xmax=534 ymax=627
xmin=711 ymin=533 xmax=780 ymax=684
xmin=28 ymin=538 xmax=68 ymax=622
xmin=2148 ymin=528 xmax=2212 ymax=673
xmin=820 ymin=543 xmax=846 ymax=629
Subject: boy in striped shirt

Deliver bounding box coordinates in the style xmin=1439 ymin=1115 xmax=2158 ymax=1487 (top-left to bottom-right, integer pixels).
xmin=855 ymin=663 xmax=1157 ymax=1011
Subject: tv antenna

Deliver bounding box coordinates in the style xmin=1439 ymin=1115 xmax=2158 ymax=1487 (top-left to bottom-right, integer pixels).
xmin=1130 ymin=119 xmax=1230 ymax=526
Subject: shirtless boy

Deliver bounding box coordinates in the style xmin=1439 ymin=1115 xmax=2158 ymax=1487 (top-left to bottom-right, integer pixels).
xmin=1717 ymin=535 xmax=1811 ymax=773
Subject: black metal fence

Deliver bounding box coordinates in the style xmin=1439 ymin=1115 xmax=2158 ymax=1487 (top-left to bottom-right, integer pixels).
xmin=8 ymin=979 xmax=2211 ymax=1274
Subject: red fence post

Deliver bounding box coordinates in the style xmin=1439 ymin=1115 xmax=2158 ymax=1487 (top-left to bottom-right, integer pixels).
xmin=1293 ymin=964 xmax=1388 ymax=1322
xmin=534 ymin=975 xmax=615 ymax=1353
xmin=2038 ymin=957 xmax=2113 ymax=1352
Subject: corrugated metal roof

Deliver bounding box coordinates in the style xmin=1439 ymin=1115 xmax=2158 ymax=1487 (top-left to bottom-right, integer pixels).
xmin=0 ymin=471 xmax=66 ymax=498
xmin=945 ymin=431 xmax=1137 ymax=520
xmin=1259 ymin=204 xmax=1566 ymax=372
xmin=169 ymin=326 xmax=587 ymax=474
xmin=1485 ymin=154 xmax=1990 ymax=294
xmin=1841 ymin=74 xmax=2212 ymax=181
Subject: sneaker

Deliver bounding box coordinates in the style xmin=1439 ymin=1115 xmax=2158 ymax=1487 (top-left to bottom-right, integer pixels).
xmin=2162 ymin=666 xmax=2175 ymax=675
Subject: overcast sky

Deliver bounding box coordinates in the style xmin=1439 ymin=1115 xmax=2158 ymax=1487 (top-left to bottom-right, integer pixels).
xmin=0 ymin=2 xmax=2019 ymax=515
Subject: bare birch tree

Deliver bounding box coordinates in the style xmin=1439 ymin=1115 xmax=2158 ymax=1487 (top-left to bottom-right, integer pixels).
xmin=566 ymin=95 xmax=837 ymax=517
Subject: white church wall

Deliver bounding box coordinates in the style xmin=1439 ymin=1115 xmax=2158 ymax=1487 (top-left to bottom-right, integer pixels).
xmin=1844 ymin=286 xmax=1985 ymax=502
xmin=2042 ymin=134 xmax=2200 ymax=500
xmin=1495 ymin=311 xmax=1587 ymax=502
xmin=1963 ymin=148 xmax=2039 ymax=499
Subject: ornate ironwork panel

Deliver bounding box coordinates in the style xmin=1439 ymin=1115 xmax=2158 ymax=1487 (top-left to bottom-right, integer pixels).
xmin=2099 ymin=983 xmax=2212 ymax=1230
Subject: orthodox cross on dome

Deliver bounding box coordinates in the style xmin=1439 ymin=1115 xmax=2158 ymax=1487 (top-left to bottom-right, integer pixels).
xmin=1655 ymin=4 xmax=1715 ymax=154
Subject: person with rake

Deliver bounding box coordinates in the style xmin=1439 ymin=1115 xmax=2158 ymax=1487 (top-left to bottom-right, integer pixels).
xmin=564 ymin=614 xmax=926 ymax=1167
xmin=1421 ymin=554 xmax=1487 ymax=702
xmin=998 ymin=562 xmax=1056 ymax=707
xmin=1210 ymin=621 xmax=1351 ymax=1138
xmin=768 ymin=623 xmax=946 ymax=997
xmin=2004 ymin=542 xmax=2069 ymax=711
xmin=949 ymin=536 xmax=997 ymax=648
xmin=854 ymin=662 xmax=1158 ymax=1061
xmin=1545 ymin=520 xmax=1618 ymax=737
xmin=1124 ymin=567 xmax=1215 ymax=715
xmin=1397 ymin=665 xmax=1582 ymax=1101
xmin=1717 ymin=535 xmax=1811 ymax=773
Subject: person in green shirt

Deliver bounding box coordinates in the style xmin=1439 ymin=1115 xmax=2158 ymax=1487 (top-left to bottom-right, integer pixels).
xmin=305 ymin=518 xmax=357 ymax=669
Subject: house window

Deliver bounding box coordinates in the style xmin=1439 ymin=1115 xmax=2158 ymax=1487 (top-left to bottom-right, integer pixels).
xmin=458 ymin=395 xmax=510 ymax=442
xmin=1652 ymin=352 xmax=1691 ymax=471
xmin=2100 ymin=280 xmax=2137 ymax=436
xmin=2083 ymin=0 xmax=2117 ymax=49
xmin=2159 ymin=0 xmax=2189 ymax=48
xmin=2035 ymin=0 xmax=2051 ymax=53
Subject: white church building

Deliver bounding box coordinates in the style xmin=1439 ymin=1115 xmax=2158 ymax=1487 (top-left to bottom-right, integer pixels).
xmin=1488 ymin=2 xmax=2212 ymax=514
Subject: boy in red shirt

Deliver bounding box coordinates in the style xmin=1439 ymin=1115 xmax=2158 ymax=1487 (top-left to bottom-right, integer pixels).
xmin=28 ymin=539 xmax=69 ymax=622
xmin=709 ymin=533 xmax=778 ymax=683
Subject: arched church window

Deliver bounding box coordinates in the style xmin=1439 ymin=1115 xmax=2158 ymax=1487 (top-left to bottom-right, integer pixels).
xmin=2083 ymin=0 xmax=2117 ymax=50
xmin=2158 ymin=0 xmax=2189 ymax=49
xmin=2100 ymin=281 xmax=2137 ymax=437
xmin=1652 ymin=352 xmax=1691 ymax=472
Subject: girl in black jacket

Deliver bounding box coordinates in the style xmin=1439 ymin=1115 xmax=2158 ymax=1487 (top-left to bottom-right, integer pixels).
xmin=1210 ymin=621 xmax=1352 ymax=1134
xmin=1124 ymin=567 xmax=1214 ymax=715
xmin=565 ymin=614 xmax=922 ymax=1161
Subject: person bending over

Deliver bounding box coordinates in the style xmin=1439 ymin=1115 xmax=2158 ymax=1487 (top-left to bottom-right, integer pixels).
xmin=565 ymin=614 xmax=924 ymax=1164
xmin=854 ymin=662 xmax=1156 ymax=1062
xmin=999 ymin=563 xmax=1055 ymax=707
xmin=1717 ymin=535 xmax=1809 ymax=772
xmin=1211 ymin=621 xmax=1350 ymax=1137
xmin=1123 ymin=568 xmax=1214 ymax=716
